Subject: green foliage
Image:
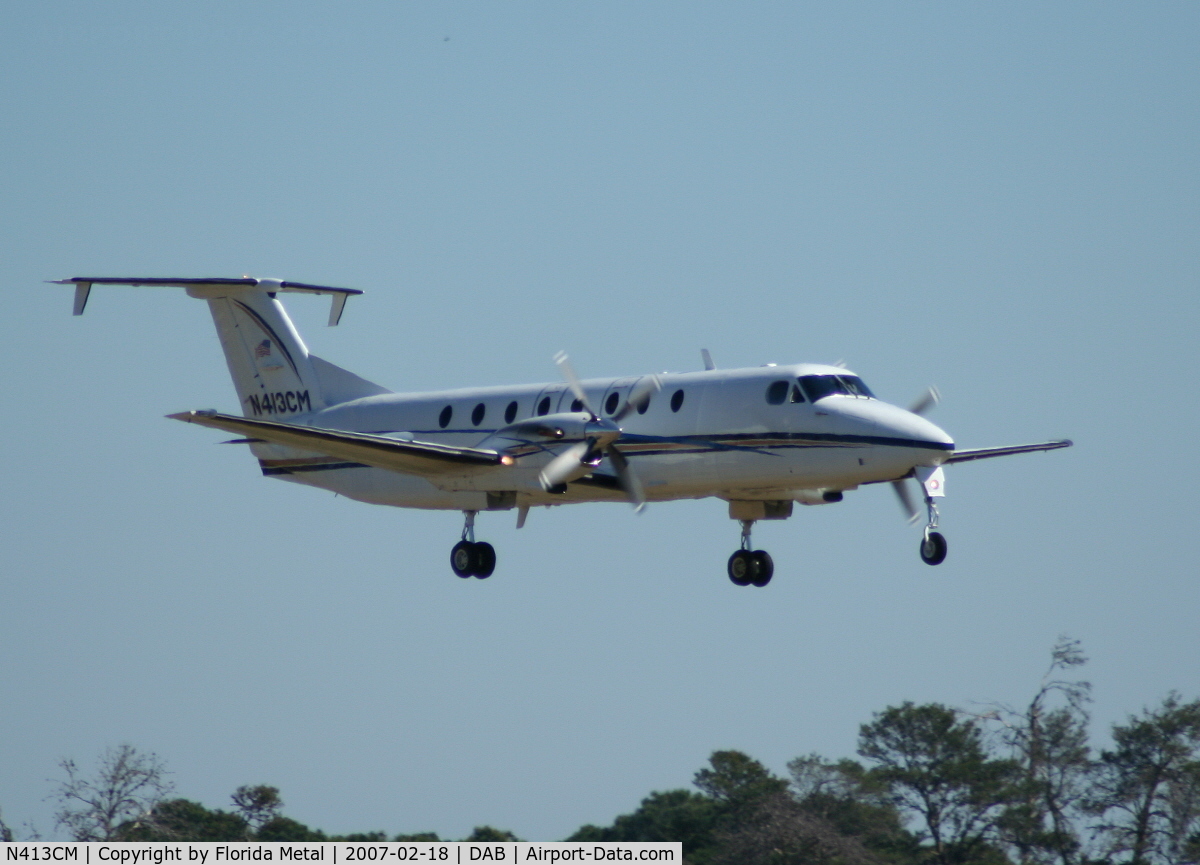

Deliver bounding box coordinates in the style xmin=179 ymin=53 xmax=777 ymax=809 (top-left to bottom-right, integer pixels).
xmin=116 ymin=799 xmax=249 ymax=841
xmin=1087 ymin=693 xmax=1200 ymax=865
xmin=566 ymin=789 xmax=719 ymax=859
xmin=232 ymin=785 xmax=284 ymax=831
xmin=255 ymin=816 xmax=328 ymax=841
xmin=859 ymin=702 xmax=1018 ymax=865
xmin=463 ymin=826 xmax=520 ymax=841
xmin=394 ymin=832 xmax=441 ymax=842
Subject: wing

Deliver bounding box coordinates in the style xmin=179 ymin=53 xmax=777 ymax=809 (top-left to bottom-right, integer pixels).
xmin=946 ymin=439 xmax=1073 ymax=464
xmin=169 ymin=411 xmax=507 ymax=477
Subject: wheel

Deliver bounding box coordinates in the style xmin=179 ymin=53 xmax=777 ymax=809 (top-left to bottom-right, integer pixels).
xmin=727 ymin=550 xmax=753 ymax=586
xmin=451 ymin=540 xmax=475 ymax=577
xmin=473 ymin=542 xmax=496 ymax=579
xmin=920 ymin=531 xmax=948 ymax=565
xmin=750 ymin=550 xmax=774 ymax=587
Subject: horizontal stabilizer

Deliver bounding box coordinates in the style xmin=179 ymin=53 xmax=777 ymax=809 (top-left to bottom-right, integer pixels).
xmin=946 ymin=439 xmax=1073 ymax=464
xmin=50 ymin=277 xmax=362 ymax=325
xmin=168 ymin=411 xmax=506 ymax=477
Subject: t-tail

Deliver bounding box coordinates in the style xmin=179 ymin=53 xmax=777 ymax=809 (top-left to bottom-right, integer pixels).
xmin=50 ymin=277 xmax=391 ymax=416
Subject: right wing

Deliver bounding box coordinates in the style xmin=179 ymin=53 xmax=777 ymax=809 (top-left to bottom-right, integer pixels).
xmin=946 ymin=440 xmax=1073 ymax=464
xmin=168 ymin=411 xmax=508 ymax=477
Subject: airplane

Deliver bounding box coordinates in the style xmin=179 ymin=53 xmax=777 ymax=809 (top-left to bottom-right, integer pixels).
xmin=52 ymin=276 xmax=1071 ymax=585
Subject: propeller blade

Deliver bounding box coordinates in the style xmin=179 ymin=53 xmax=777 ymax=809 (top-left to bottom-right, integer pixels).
xmin=554 ymin=351 xmax=596 ymax=418
xmin=538 ymin=440 xmax=593 ymax=490
xmin=908 ymin=386 xmax=941 ymax=416
xmin=606 ymin=445 xmax=646 ymax=512
xmin=611 ymin=375 xmax=662 ymax=423
xmin=891 ymin=479 xmax=920 ymax=523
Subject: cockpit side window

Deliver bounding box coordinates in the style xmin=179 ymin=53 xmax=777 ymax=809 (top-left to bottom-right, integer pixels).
xmin=799 ymin=374 xmax=875 ymax=402
xmin=765 ymin=380 xmax=789 ymax=404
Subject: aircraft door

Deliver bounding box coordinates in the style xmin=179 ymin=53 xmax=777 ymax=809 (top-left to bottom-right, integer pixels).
xmin=600 ymin=377 xmax=641 ymax=419
xmin=531 ymin=383 xmax=567 ymax=417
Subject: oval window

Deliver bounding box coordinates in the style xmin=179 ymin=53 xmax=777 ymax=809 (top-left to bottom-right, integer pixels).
xmin=505 ymin=401 xmax=518 ymax=423
xmin=637 ymin=396 xmax=651 ymax=414
xmin=670 ymin=389 xmax=685 ymax=412
xmin=570 ymin=398 xmax=583 ymax=412
xmin=766 ymin=380 xmax=789 ymax=404
xmin=605 ymin=392 xmax=620 ymax=415
xmin=471 ymin=403 xmax=486 ymax=426
xmin=438 ymin=405 xmax=453 ymax=428
xmin=537 ymin=396 xmax=551 ymax=416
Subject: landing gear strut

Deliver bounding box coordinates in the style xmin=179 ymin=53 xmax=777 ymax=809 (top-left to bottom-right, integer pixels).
xmin=727 ymin=520 xmax=773 ymax=587
xmin=451 ymin=510 xmax=496 ymax=579
xmin=919 ymin=495 xmax=947 ymax=566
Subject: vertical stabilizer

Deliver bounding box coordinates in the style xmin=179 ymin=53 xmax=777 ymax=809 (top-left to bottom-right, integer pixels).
xmin=200 ymin=288 xmax=324 ymax=417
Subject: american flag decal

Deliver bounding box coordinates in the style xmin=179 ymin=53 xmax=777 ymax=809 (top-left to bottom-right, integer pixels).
xmin=255 ymin=339 xmax=271 ymax=359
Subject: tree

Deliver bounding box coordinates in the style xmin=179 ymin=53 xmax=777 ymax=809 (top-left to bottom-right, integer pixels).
xmin=1087 ymin=693 xmax=1200 ymax=865
xmin=695 ymin=751 xmax=790 ymax=817
xmin=116 ymin=799 xmax=249 ymax=841
xmin=858 ymin=703 xmax=1017 ymax=865
xmin=982 ymin=637 xmax=1094 ymax=865
xmin=232 ymin=785 xmax=284 ymax=833
xmin=789 ymin=754 xmax=921 ymax=863
xmin=709 ymin=790 xmax=887 ymax=865
xmin=52 ymin=745 xmax=174 ymax=841
xmin=0 ymin=806 xmax=13 ymax=842
xmin=255 ymin=816 xmax=327 ymax=841
xmin=566 ymin=789 xmax=719 ymax=862
xmin=464 ymin=826 xmax=520 ymax=841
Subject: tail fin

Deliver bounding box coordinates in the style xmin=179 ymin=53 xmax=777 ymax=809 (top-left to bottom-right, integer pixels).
xmin=52 ymin=276 xmax=391 ymax=416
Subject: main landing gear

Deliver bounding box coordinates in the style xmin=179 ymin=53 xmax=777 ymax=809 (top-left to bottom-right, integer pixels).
xmin=451 ymin=510 xmax=496 ymax=579
xmin=727 ymin=520 xmax=774 ymax=587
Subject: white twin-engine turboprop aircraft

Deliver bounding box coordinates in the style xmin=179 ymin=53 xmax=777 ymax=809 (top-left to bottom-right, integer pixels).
xmin=55 ymin=276 xmax=1071 ymax=585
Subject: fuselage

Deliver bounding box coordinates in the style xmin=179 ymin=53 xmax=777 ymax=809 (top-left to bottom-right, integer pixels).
xmin=253 ymin=363 xmax=954 ymax=512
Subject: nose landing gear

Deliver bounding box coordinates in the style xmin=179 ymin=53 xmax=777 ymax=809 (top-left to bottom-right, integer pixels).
xmin=727 ymin=520 xmax=774 ymax=587
xmin=918 ymin=495 xmax=947 ymax=566
xmin=450 ymin=511 xmax=496 ymax=579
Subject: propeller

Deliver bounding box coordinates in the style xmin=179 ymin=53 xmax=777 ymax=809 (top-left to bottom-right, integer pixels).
xmin=908 ymin=385 xmax=940 ymax=416
xmin=540 ymin=352 xmax=660 ymax=510
xmin=891 ymin=385 xmax=941 ymax=521
xmin=891 ymin=478 xmax=921 ymax=524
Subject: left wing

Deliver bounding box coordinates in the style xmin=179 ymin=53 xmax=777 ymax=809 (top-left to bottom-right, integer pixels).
xmin=946 ymin=439 xmax=1072 ymax=464
xmin=169 ymin=411 xmax=508 ymax=477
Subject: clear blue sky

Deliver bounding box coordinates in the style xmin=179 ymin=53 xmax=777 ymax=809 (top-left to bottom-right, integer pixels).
xmin=2 ymin=0 xmax=1197 ymax=841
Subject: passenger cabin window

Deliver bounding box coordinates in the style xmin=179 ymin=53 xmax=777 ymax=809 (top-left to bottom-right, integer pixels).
xmin=670 ymin=389 xmax=685 ymax=412
xmin=570 ymin=398 xmax=583 ymax=412
xmin=605 ymin=392 xmax=620 ymax=415
xmin=637 ymin=396 xmax=650 ymax=414
xmin=438 ymin=405 xmax=453 ymax=428
xmin=471 ymin=403 xmax=486 ymax=426
xmin=766 ymin=380 xmax=789 ymax=404
xmin=537 ymin=396 xmax=551 ymax=416
xmin=505 ymin=401 xmax=518 ymax=423
xmin=798 ymin=375 xmax=875 ymax=403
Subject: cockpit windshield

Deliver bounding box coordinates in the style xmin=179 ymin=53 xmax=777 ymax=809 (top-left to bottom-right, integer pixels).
xmin=799 ymin=374 xmax=875 ymax=402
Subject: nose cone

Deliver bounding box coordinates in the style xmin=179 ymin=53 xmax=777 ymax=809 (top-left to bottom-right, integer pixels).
xmin=827 ymin=399 xmax=954 ymax=453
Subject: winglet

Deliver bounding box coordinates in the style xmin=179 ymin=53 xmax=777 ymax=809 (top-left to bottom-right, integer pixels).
xmin=701 ymin=348 xmax=715 ymax=371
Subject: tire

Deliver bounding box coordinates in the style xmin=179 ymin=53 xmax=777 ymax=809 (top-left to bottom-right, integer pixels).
xmin=920 ymin=531 xmax=948 ymax=566
xmin=750 ymin=550 xmax=774 ymax=587
xmin=473 ymin=542 xmax=496 ymax=579
xmin=727 ymin=550 xmax=753 ymax=586
xmin=451 ymin=540 xmax=475 ymax=577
